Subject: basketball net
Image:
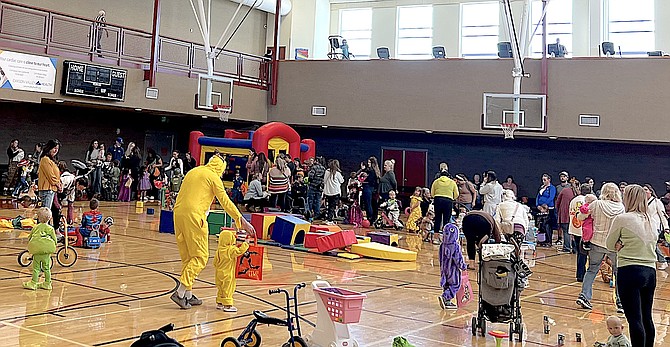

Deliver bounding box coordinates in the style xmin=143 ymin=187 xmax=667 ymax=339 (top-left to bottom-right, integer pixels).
xmin=500 ymin=123 xmax=518 ymax=139
xmin=214 ymin=105 xmax=231 ymax=122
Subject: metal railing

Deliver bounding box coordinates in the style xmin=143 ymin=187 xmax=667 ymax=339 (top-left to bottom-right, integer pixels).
xmin=0 ymin=1 xmax=269 ymax=89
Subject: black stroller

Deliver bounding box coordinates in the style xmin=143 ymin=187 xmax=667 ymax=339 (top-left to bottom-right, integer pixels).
xmin=131 ymin=323 xmax=183 ymax=347
xmin=471 ymin=238 xmax=527 ymax=342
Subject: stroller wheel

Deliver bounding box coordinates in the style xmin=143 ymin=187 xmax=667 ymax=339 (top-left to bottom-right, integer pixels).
xmin=480 ymin=319 xmax=486 ymax=337
xmin=509 ymin=323 xmax=514 ymax=341
xmin=518 ymin=324 xmax=524 ymax=341
xmin=471 ymin=317 xmax=477 ymax=336
xmin=221 ymin=337 xmax=241 ymax=347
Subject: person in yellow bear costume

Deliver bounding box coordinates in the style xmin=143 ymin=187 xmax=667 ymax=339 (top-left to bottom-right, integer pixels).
xmin=171 ymin=154 xmax=256 ymax=309
xmin=214 ymin=229 xmax=249 ymax=312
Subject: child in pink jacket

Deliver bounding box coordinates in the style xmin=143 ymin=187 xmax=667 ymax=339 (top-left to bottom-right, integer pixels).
xmin=579 ymin=194 xmax=598 ymax=251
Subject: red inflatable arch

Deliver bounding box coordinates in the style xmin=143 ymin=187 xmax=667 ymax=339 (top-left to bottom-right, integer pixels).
xmin=252 ymin=122 xmax=301 ymax=159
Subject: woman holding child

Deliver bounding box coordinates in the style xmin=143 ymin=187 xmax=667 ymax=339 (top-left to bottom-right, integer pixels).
xmin=575 ymin=183 xmax=624 ymax=312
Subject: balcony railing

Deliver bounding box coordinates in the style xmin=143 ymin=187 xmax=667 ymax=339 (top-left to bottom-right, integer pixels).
xmin=0 ymin=1 xmax=269 ymax=89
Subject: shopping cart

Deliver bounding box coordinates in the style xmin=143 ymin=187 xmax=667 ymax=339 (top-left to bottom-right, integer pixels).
xmin=306 ymin=280 xmax=366 ymax=347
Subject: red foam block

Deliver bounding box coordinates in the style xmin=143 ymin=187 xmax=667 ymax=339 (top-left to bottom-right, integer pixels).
xmin=315 ymin=230 xmax=358 ymax=253
xmin=304 ymin=231 xmax=333 ymax=248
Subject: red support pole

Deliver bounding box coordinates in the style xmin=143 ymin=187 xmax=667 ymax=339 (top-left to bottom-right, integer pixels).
xmin=149 ymin=0 xmax=161 ymax=87
xmin=270 ymin=0 xmax=282 ymax=105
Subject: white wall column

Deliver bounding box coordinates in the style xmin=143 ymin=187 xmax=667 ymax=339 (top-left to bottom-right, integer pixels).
xmin=433 ymin=4 xmax=460 ymax=57
xmin=371 ymin=7 xmax=396 ymax=58
xmin=655 ymin=0 xmax=670 ymax=52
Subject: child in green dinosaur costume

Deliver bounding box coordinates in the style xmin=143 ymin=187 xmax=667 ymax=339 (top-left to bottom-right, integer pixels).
xmin=23 ymin=207 xmax=58 ymax=290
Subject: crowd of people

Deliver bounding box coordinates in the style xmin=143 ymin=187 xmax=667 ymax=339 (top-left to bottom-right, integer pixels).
xmin=6 ymin=138 xmax=665 ymax=344
xmin=3 ymin=138 xmax=198 ymax=203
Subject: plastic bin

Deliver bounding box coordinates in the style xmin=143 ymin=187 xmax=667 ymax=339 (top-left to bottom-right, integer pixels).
xmin=313 ymin=287 xmax=366 ymax=324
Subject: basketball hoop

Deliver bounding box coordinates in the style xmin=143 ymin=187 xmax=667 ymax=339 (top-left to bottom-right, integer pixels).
xmin=500 ymin=123 xmax=518 ymax=139
xmin=213 ymin=104 xmax=231 ymax=122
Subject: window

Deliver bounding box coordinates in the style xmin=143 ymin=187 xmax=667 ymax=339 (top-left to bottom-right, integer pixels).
xmin=607 ymin=0 xmax=654 ymax=56
xmin=339 ymin=8 xmax=372 ymax=59
xmin=396 ymin=6 xmax=433 ymax=59
xmin=530 ymin=0 xmax=572 ymax=57
xmin=461 ymin=2 xmax=500 ymax=58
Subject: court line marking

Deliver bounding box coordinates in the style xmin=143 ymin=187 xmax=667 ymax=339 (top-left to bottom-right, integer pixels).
xmin=1 ymin=320 xmax=93 ymax=347
xmin=365 ymin=281 xmax=578 ymax=347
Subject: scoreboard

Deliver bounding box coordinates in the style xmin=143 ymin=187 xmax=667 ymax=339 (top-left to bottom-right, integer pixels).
xmin=61 ymin=61 xmax=126 ymax=101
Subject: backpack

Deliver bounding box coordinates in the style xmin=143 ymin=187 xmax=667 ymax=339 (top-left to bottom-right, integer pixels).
xmin=130 ymin=324 xmax=183 ymax=347
xmin=499 ymin=203 xmax=519 ymax=235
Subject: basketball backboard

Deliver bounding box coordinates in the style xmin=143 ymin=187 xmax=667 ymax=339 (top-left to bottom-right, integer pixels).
xmin=482 ymin=93 xmax=546 ymax=132
xmin=195 ymin=74 xmax=233 ymax=111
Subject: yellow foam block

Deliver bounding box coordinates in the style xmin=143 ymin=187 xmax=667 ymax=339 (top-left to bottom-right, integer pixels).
xmin=356 ymin=236 xmax=371 ymax=243
xmin=350 ymin=242 xmax=417 ymax=262
xmin=337 ymin=252 xmax=362 ymax=260
xmin=135 ymin=201 xmax=144 ymax=208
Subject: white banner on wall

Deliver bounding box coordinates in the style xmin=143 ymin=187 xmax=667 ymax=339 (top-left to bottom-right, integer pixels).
xmin=0 ymin=50 xmax=57 ymax=94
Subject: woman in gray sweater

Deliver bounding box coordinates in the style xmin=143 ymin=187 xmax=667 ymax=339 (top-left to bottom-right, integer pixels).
xmin=607 ymin=184 xmax=658 ymax=347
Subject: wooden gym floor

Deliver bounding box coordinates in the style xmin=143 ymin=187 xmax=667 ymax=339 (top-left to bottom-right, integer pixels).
xmin=0 ymin=202 xmax=669 ymax=346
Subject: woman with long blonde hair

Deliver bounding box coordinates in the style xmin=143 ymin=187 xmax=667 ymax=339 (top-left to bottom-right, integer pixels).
xmin=268 ymin=157 xmax=291 ymax=212
xmin=575 ymin=182 xmax=624 ymax=312
xmin=607 ymin=185 xmax=658 ymax=347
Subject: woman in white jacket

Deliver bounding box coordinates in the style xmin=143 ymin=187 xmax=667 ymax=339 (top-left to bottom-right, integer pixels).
xmin=479 ymin=171 xmax=503 ymax=216
xmin=323 ymin=159 xmax=344 ymax=224
xmin=495 ymin=189 xmax=529 ymax=235
xmin=643 ymin=184 xmax=669 ymax=270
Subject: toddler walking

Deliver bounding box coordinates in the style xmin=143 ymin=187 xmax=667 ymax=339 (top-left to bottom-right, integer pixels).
xmin=214 ymin=229 xmax=249 ymax=312
xmin=420 ymin=210 xmax=436 ymax=243
xmin=138 ymin=166 xmax=151 ymax=201
xmin=438 ymin=223 xmax=467 ymax=309
xmin=578 ymin=194 xmax=597 ymax=251
xmin=23 ymin=208 xmax=58 ymax=290
xmin=406 ymin=187 xmax=423 ymax=233
xmin=594 ymin=316 xmax=631 ymax=347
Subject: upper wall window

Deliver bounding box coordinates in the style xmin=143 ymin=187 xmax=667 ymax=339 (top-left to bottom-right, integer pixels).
xmin=339 ymin=8 xmax=372 ymax=59
xmin=530 ymin=0 xmax=572 ymax=57
xmin=607 ymin=0 xmax=654 ymax=56
xmin=461 ymin=2 xmax=500 ymax=58
xmin=396 ymin=6 xmax=433 ymax=59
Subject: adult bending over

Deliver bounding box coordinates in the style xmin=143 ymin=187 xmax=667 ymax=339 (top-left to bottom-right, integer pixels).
xmin=575 ymin=182 xmax=624 ymax=312
xmin=607 ymin=185 xmax=657 ymax=347
xmin=171 ymin=154 xmax=255 ymax=309
xmin=461 ymin=211 xmax=502 ymax=269
xmin=243 ymin=173 xmax=269 ymax=212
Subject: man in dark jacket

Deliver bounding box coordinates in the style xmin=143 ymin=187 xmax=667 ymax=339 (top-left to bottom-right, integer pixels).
xmin=306 ymin=157 xmax=326 ymax=220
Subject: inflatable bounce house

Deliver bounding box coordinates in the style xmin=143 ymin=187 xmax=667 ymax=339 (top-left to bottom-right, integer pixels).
xmin=188 ymin=122 xmax=316 ymax=186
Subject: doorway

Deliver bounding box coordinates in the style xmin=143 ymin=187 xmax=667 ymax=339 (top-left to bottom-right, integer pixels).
xmin=381 ymin=148 xmax=428 ymax=196
xmin=143 ymin=132 xmax=174 ymax=162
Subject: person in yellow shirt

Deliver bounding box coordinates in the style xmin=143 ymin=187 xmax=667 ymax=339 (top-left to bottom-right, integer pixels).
xmin=171 ymin=154 xmax=256 ymax=309
xmin=431 ymin=170 xmax=459 ymax=237
xmin=214 ymin=229 xmax=249 ymax=312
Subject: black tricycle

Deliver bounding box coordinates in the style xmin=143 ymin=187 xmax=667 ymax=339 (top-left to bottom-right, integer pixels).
xmin=221 ymin=283 xmax=307 ymax=347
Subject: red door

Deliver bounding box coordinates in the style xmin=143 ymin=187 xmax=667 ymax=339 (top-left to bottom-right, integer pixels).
xmin=381 ymin=148 xmax=427 ymax=195
xmin=404 ymin=150 xmax=427 ymax=189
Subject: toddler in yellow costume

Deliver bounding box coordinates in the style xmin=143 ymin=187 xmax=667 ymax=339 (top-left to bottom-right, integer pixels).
xmin=23 ymin=208 xmax=58 ymax=290
xmin=214 ymin=229 xmax=249 ymax=312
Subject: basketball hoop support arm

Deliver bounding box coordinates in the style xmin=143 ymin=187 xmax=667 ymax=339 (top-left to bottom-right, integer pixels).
xmin=501 ymin=0 xmax=531 ymax=124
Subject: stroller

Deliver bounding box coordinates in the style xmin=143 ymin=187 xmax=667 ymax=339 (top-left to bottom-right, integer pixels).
xmin=289 ymin=182 xmax=308 ymax=216
xmin=472 ymin=239 xmax=529 ymax=342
